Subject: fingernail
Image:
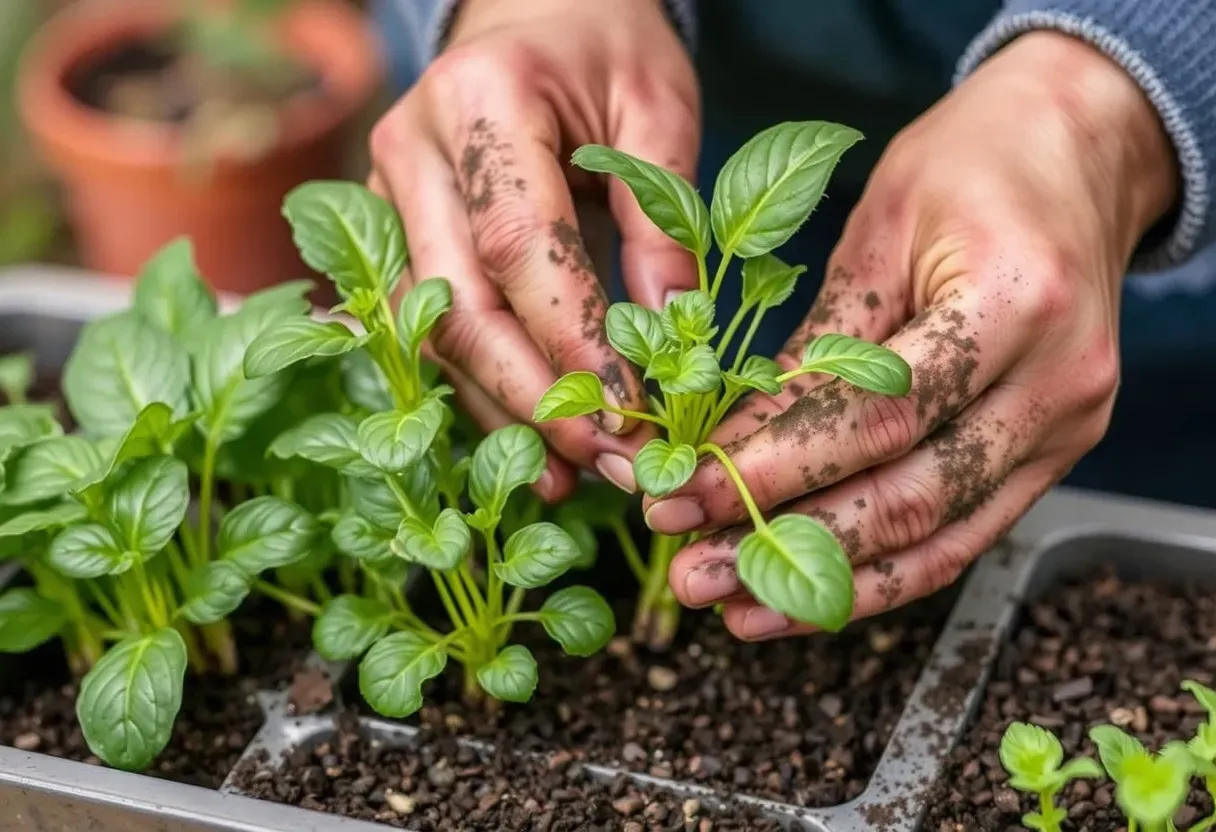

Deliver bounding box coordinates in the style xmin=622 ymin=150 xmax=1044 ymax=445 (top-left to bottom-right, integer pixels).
xmin=740 ymin=607 xmax=789 ymax=640
xmin=595 ymin=453 xmax=636 ymax=494
xmin=663 ymin=289 xmax=683 ymax=308
xmin=599 ymin=387 xmax=625 ymax=434
xmin=645 ymin=497 xmax=705 ymax=534
xmin=683 ymin=560 xmax=739 ymax=606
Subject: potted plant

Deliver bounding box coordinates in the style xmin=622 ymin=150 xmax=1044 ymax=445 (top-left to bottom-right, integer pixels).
xmin=15 ymin=0 xmax=381 ymax=296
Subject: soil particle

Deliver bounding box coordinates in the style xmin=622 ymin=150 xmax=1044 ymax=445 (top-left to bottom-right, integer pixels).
xmin=460 ymin=117 xmax=517 ymax=214
xmin=903 ymin=305 xmax=980 ymax=426
xmin=924 ymin=567 xmax=1216 ymax=830
xmin=231 ymin=715 xmax=783 ymax=831
xmin=380 ymin=593 xmax=956 ymax=809
xmin=289 ymin=666 xmax=336 ymax=716
xmin=768 ymin=379 xmax=850 ymax=445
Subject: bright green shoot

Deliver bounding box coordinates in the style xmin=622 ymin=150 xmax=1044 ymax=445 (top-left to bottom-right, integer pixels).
xmin=535 ymin=122 xmax=913 ymax=645
xmin=999 ymin=722 xmax=1102 ymax=832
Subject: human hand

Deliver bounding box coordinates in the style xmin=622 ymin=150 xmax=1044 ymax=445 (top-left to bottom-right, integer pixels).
xmin=368 ymin=0 xmax=700 ymax=501
xmin=658 ymin=31 xmax=1178 ymax=638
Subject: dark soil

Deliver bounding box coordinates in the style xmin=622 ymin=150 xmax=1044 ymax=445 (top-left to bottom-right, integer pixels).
xmin=345 ymin=588 xmax=957 ymax=808
xmin=0 ymin=598 xmax=313 ymax=789
xmin=924 ymin=567 xmax=1216 ymax=831
xmin=232 ymin=713 xmax=785 ymax=831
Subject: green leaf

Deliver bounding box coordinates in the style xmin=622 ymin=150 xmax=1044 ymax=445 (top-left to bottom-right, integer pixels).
xmin=1184 ymin=679 xmax=1216 ymax=723
xmin=469 ymin=424 xmax=546 ymax=521
xmin=282 ymin=181 xmax=408 ymax=298
xmin=70 ymin=403 xmax=196 ymax=505
xmin=356 ymin=399 xmax=445 ymax=473
xmin=132 ymin=238 xmax=217 ymax=336
xmin=219 ymin=496 xmax=319 ymax=573
xmin=1115 ymin=750 xmax=1191 ymax=823
xmin=244 ymin=318 xmax=368 ymax=379
xmin=240 ymin=280 xmax=314 ymax=318
xmin=476 ymin=644 xmax=538 ymax=703
xmin=555 ymin=510 xmax=598 ymax=569
xmin=314 ymin=595 xmax=393 ymax=660
xmin=1 ymin=436 xmax=104 ymax=506
xmin=0 ymin=404 xmax=60 ymax=453
xmin=46 ymin=523 xmax=132 ymax=578
xmin=179 ymin=561 xmax=253 ymax=625
xmin=632 ymin=439 xmax=697 ymax=498
xmin=741 ymin=254 xmax=807 ymax=310
xmin=76 ymin=628 xmax=187 ymax=771
xmin=0 ymin=352 xmax=33 ymax=402
xmin=0 ymin=588 xmax=66 ymax=652
xmin=268 ymin=413 xmax=379 ymax=478
xmin=107 ymin=456 xmax=189 ymax=555
xmin=391 ymin=508 xmax=469 ymax=571
xmin=801 ymin=334 xmax=912 ymax=396
xmin=358 ymin=631 xmax=447 ymax=718
xmin=645 ymin=344 xmax=721 ymax=395
xmin=660 ymin=291 xmax=717 ymax=345
xmin=398 ymin=278 xmax=452 ymax=354
xmin=999 ymin=722 xmax=1063 ymax=792
xmin=723 ymin=355 xmax=782 ymax=396
xmin=538 ymin=586 xmax=615 ymax=657
xmin=495 ymin=521 xmax=582 ymax=589
xmin=571 ymin=144 xmax=710 ymax=256
xmin=342 ymin=350 xmax=393 ymax=412
xmin=1056 ymin=757 xmax=1104 ymax=783
xmin=605 ymin=302 xmax=666 ymax=369
xmin=63 ymin=312 xmax=191 ymax=438
xmin=533 ymin=372 xmax=607 ymax=422
xmin=711 ymin=121 xmax=863 ymax=257
xmin=736 ymin=514 xmax=854 ymax=632
xmin=191 ymin=304 xmax=297 ymax=444
xmin=347 ymin=476 xmax=409 ymax=531
xmin=332 ymin=511 xmax=395 ymax=562
xmin=0 ymin=501 xmax=87 ymax=539
xmin=1089 ymin=725 xmax=1146 ymax=781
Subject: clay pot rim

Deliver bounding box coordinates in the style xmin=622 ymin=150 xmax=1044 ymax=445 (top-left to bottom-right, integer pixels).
xmin=16 ymin=0 xmax=383 ymax=174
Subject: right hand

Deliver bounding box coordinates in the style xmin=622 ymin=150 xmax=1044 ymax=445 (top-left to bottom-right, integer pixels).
xmin=369 ymin=0 xmax=701 ymax=501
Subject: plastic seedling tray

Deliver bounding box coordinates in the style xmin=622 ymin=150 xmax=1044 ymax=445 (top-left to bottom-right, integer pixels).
xmin=4 ymin=267 xmax=1216 ymax=831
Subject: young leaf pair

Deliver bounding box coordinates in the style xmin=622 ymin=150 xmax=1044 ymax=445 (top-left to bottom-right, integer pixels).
xmin=1001 ymin=679 xmax=1216 ymax=831
xmin=534 ymin=121 xmax=914 ymax=645
xmin=250 ymin=181 xmax=616 ymax=714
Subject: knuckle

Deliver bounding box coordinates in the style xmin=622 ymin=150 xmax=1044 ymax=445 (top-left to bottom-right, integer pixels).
xmin=855 ymin=395 xmax=919 ymax=463
xmin=867 ymin=468 xmax=942 ymax=553
xmin=368 ymin=113 xmax=405 ymax=165
xmin=914 ymin=539 xmax=971 ymax=596
xmin=425 ymin=45 xmax=520 ymax=102
xmin=1017 ymin=248 xmax=1079 ymax=326
xmin=429 ymin=308 xmax=487 ymax=364
xmin=471 ymin=203 xmax=542 ymax=284
xmin=1071 ymin=335 xmax=1120 ymax=410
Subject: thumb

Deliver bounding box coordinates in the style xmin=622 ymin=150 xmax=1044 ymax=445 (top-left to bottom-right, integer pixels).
xmin=608 ymin=105 xmax=703 ymax=310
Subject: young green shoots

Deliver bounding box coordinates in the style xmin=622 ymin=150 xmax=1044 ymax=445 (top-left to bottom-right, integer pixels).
xmin=1089 ymin=724 xmax=1205 ymax=832
xmin=998 ymin=721 xmax=1102 ymax=832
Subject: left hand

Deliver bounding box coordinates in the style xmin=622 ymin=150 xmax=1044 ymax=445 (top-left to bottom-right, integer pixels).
xmin=652 ymin=31 xmax=1178 ymax=640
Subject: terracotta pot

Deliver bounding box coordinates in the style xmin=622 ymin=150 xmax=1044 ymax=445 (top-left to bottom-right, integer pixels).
xmin=17 ymin=0 xmax=382 ymax=296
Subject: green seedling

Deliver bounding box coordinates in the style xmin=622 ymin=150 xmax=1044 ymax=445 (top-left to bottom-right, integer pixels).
xmin=999 ymin=721 xmax=1103 ymax=831
xmin=1089 ymin=723 xmax=1211 ymax=832
xmin=534 ymin=121 xmax=913 ymax=646
xmin=248 ymin=181 xmax=615 ymax=713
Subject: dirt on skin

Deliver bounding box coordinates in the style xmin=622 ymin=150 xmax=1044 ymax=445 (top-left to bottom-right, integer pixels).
xmin=924 ymin=567 xmax=1216 ymax=830
xmin=0 ymin=599 xmax=313 ymax=789
xmin=231 ymin=713 xmax=785 ymax=831
xmin=344 ymin=590 xmax=957 ymax=809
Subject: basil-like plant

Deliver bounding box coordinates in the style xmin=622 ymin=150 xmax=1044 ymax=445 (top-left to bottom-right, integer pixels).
xmin=534 ymin=121 xmax=913 ymax=646
xmin=246 ymin=181 xmax=616 ymax=714
xmin=0 ymin=240 xmax=342 ymax=771
xmin=999 ymin=722 xmax=1103 ymax=832
xmin=1089 ymin=724 xmax=1208 ymax=832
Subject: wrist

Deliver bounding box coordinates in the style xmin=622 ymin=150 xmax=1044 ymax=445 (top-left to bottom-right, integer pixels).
xmin=448 ymin=0 xmax=669 ymax=45
xmin=997 ymin=31 xmax=1178 ymax=249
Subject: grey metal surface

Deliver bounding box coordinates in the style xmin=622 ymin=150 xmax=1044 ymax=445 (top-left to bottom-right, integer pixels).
xmin=4 ymin=269 xmax=1216 ymax=831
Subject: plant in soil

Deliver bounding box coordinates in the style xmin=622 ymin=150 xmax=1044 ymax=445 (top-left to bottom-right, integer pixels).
xmin=534 ymin=121 xmax=913 ymax=648
xmin=248 ymin=181 xmax=617 ymax=717
xmin=0 ymin=237 xmax=364 ymax=771
xmin=998 ymin=680 xmax=1216 ymax=832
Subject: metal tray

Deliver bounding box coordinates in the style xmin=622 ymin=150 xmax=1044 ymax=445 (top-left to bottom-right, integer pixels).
xmin=4 ymin=267 xmax=1216 ymax=832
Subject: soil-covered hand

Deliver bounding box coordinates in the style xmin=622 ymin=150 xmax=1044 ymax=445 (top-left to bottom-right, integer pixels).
xmin=368 ymin=0 xmax=700 ymax=501
xmin=659 ymin=32 xmax=1178 ymax=639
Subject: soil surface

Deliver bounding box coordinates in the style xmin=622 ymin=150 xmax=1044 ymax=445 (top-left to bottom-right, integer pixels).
xmin=0 ymin=599 xmax=313 ymax=789
xmin=924 ymin=567 xmax=1216 ymax=831
xmin=345 ymin=588 xmax=957 ymax=808
xmin=232 ymin=713 xmax=785 ymax=831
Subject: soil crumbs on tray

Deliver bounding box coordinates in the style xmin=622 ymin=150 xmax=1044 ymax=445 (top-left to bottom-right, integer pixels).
xmin=233 ymin=714 xmax=784 ymax=831
xmin=925 ymin=567 xmax=1216 ymax=831
xmin=0 ymin=601 xmax=313 ymax=789
xmin=359 ymin=588 xmax=958 ymax=809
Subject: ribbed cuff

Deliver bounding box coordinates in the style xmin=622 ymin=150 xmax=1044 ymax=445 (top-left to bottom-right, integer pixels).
xmin=956 ymin=5 xmax=1216 ymax=270
xmin=426 ymin=0 xmax=698 ymax=60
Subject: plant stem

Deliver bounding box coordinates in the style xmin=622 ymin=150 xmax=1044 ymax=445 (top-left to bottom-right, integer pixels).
xmin=1036 ymin=790 xmax=1061 ymax=832
xmin=696 ymin=257 xmax=708 ymax=295
xmin=698 ymin=442 xmax=765 ymax=529
xmin=730 ymin=306 xmax=767 ymax=373
xmin=483 ymin=530 xmax=502 ymax=620
xmin=253 ymin=580 xmax=322 ymax=616
xmin=715 ymin=302 xmax=752 ymax=361
xmin=611 ymin=518 xmax=647 ymax=585
xmin=633 ymin=532 xmax=685 ymax=650
xmin=601 ymin=404 xmax=669 ymax=428
xmin=432 ymin=571 xmax=466 ymax=630
xmin=709 ymin=251 xmax=734 ymax=299
xmin=197 ymin=435 xmax=219 ymax=566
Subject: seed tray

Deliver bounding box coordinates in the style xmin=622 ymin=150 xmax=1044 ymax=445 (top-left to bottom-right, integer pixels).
xmin=4 ymin=267 xmax=1216 ymax=831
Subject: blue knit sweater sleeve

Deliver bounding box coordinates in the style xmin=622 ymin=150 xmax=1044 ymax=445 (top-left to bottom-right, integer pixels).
xmin=957 ymin=2 xmax=1216 ymax=269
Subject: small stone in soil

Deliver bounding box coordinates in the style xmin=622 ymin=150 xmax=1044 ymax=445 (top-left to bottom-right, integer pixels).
xmin=288 ymin=667 xmax=334 ymax=716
